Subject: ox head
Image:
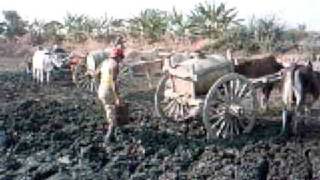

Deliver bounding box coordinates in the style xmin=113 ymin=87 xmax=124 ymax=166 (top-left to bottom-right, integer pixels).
xmin=281 ymin=61 xmax=318 ymax=111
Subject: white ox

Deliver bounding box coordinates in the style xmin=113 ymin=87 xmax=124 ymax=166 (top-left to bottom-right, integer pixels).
xmin=32 ymin=49 xmax=64 ymax=84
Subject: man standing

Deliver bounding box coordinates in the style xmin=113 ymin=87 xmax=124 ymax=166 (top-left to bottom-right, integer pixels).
xmin=96 ymin=48 xmax=125 ymax=143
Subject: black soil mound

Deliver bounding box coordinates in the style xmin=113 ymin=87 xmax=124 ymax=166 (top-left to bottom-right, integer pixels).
xmin=1 ymin=71 xmax=320 ymax=179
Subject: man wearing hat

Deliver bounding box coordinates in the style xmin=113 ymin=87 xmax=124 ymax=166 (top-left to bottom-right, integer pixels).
xmin=96 ymin=47 xmax=125 ymax=143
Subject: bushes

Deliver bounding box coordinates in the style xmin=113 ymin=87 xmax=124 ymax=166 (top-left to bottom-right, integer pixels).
xmin=0 ymin=3 xmax=312 ymax=54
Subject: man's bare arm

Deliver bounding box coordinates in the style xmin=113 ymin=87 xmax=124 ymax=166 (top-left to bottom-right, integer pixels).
xmin=94 ymin=63 xmax=104 ymax=76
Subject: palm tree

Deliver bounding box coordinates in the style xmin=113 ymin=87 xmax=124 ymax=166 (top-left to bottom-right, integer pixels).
xmin=188 ymin=1 xmax=241 ymax=39
xmin=168 ymin=7 xmax=190 ymax=38
xmin=129 ymin=9 xmax=169 ymax=42
xmin=89 ymin=14 xmax=115 ymax=42
xmin=64 ymin=13 xmax=114 ymax=42
xmin=222 ymin=25 xmax=259 ymax=53
xmin=249 ymin=16 xmax=285 ymax=52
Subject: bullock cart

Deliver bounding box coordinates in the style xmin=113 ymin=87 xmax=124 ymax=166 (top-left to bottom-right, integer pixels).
xmin=125 ymin=58 xmax=164 ymax=88
xmin=72 ymin=57 xmax=131 ymax=93
xmin=71 ymin=53 xmax=159 ymax=94
xmin=71 ymin=51 xmax=107 ymax=90
xmin=71 ymin=50 xmax=169 ymax=91
xmin=155 ymin=54 xmax=282 ymax=139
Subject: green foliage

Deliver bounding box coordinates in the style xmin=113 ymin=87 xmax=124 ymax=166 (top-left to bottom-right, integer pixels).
xmin=129 ymin=9 xmax=169 ymax=42
xmin=64 ymin=13 xmax=90 ymax=33
xmin=127 ymin=18 xmax=141 ymax=38
xmin=63 ymin=13 xmax=114 ymax=42
xmin=222 ymin=26 xmax=259 ymax=52
xmin=110 ymin=19 xmax=126 ymax=33
xmin=0 ymin=22 xmax=6 ymax=34
xmin=168 ymin=7 xmax=190 ymax=37
xmin=188 ymin=1 xmax=241 ymax=39
xmin=0 ymin=3 xmax=310 ymax=50
xmin=205 ymin=15 xmax=286 ymax=53
xmin=68 ymin=31 xmax=88 ymax=43
xmin=248 ymin=16 xmax=285 ymax=52
xmin=282 ymin=28 xmax=308 ymax=44
xmin=28 ymin=19 xmax=46 ymax=44
xmin=2 ymin=10 xmax=28 ymax=39
xmin=43 ymin=21 xmax=64 ymax=42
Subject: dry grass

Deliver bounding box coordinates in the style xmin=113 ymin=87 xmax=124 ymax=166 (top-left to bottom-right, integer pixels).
xmin=64 ymin=37 xmax=197 ymax=53
xmin=0 ymin=35 xmax=212 ymax=59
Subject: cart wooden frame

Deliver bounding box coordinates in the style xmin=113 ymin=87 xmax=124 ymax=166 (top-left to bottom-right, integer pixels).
xmin=155 ymin=55 xmax=282 ymax=140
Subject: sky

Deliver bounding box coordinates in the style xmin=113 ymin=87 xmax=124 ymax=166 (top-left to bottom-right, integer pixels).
xmin=0 ymin=0 xmax=319 ymax=31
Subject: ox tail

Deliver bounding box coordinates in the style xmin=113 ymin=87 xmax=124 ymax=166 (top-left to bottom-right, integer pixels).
xmin=282 ymin=67 xmax=303 ymax=111
xmin=292 ymin=70 xmax=303 ymax=110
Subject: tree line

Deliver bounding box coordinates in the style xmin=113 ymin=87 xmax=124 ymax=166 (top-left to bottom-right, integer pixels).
xmin=0 ymin=1 xmax=309 ymax=53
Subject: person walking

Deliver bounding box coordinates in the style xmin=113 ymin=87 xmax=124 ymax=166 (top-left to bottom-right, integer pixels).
xmin=95 ymin=47 xmax=125 ymax=143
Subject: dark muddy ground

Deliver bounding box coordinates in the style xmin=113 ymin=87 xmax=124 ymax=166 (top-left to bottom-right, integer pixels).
xmin=1 ymin=57 xmax=320 ymax=179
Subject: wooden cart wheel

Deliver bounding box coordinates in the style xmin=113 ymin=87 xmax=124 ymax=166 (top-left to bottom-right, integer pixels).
xmin=203 ymin=73 xmax=257 ymax=140
xmin=73 ymin=63 xmax=96 ymax=91
xmin=155 ymin=73 xmax=194 ymax=121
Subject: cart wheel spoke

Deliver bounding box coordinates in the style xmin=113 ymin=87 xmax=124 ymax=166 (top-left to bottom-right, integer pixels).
xmin=207 ymin=102 xmax=225 ymax=115
xmin=208 ymin=113 xmax=223 ymax=122
xmin=203 ymin=73 xmax=257 ymax=140
xmin=230 ymin=80 xmax=235 ymax=100
xmin=222 ymin=120 xmax=231 ymax=139
xmin=234 ymin=79 xmax=241 ymax=97
xmin=216 ymin=120 xmax=227 ymax=138
xmin=222 ymin=84 xmax=230 ymax=101
xmin=167 ymin=100 xmax=178 ymax=118
xmin=211 ymin=116 xmax=224 ymax=131
xmin=155 ymin=74 xmax=194 ymax=121
xmin=163 ymin=99 xmax=176 ymax=112
xmin=229 ymin=119 xmax=235 ymax=139
xmin=179 ymin=104 xmax=185 ymax=120
xmin=234 ymin=119 xmax=240 ymax=135
xmin=237 ymin=83 xmax=249 ymax=98
xmin=174 ymin=103 xmax=181 ymax=120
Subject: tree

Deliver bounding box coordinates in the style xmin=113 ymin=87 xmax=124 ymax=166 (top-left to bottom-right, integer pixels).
xmin=43 ymin=20 xmax=64 ymax=42
xmin=188 ymin=1 xmax=241 ymax=39
xmin=2 ymin=10 xmax=28 ymax=39
xmin=168 ymin=7 xmax=190 ymax=38
xmin=110 ymin=18 xmax=126 ymax=34
xmin=0 ymin=22 xmax=6 ymax=35
xmin=3 ymin=11 xmax=27 ymax=39
xmin=90 ymin=14 xmax=114 ymax=39
xmin=222 ymin=25 xmax=259 ymax=53
xmin=129 ymin=9 xmax=169 ymax=42
xmin=28 ymin=19 xmax=46 ymax=44
xmin=64 ymin=13 xmax=88 ymax=33
xmin=64 ymin=13 xmax=114 ymax=42
xmin=249 ymin=16 xmax=285 ymax=52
